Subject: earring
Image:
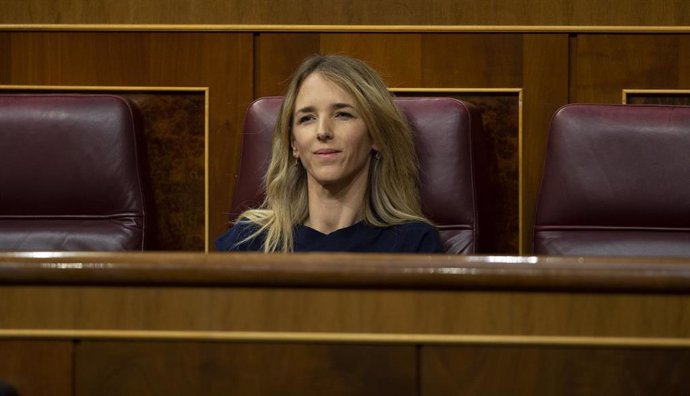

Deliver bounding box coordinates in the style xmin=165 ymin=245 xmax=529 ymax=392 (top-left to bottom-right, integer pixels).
xmin=294 ymin=157 xmax=300 ymax=167
xmin=375 ymin=151 xmax=382 ymax=160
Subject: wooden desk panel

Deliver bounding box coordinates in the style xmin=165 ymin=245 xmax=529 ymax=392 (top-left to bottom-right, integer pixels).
xmin=1 ymin=252 xmax=690 ymax=395
xmin=422 ymin=345 xmax=690 ymax=396
xmin=0 ymin=341 xmax=72 ymax=396
xmin=2 ymin=285 xmax=690 ymax=339
xmin=76 ymin=342 xmax=416 ymax=396
xmin=2 ymin=253 xmax=690 ymax=339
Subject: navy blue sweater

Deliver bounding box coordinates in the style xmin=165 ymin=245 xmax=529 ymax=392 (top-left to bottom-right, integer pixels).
xmin=215 ymin=220 xmax=444 ymax=253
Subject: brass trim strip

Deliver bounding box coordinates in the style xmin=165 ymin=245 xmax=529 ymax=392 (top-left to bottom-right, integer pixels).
xmin=1 ymin=329 xmax=690 ymax=348
xmin=0 ymin=85 xmax=208 ymax=92
xmin=517 ymin=90 xmax=524 ymax=254
xmin=3 ymin=24 xmax=690 ymax=33
xmin=391 ymin=88 xmax=524 ymax=253
xmin=391 ymin=88 xmax=523 ymax=93
xmin=204 ymin=88 xmax=210 ymax=252
xmin=0 ymin=85 xmax=211 ymax=252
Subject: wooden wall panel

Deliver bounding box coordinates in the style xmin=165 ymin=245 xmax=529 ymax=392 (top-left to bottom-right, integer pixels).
xmin=254 ymin=33 xmax=320 ymax=97
xmin=7 ymin=32 xmax=150 ymax=84
xmin=572 ymin=35 xmax=689 ymax=103
xmin=2 ymin=32 xmax=254 ymax=250
xmin=2 ymin=0 xmax=690 ymax=26
xmin=76 ymin=341 xmax=417 ymax=396
xmin=522 ymin=34 xmax=569 ymax=253
xmin=681 ymin=39 xmax=690 ymax=87
xmin=422 ymin=345 xmax=690 ymax=396
xmin=0 ymin=340 xmax=73 ymax=396
xmin=320 ymin=34 xmax=423 ymax=87
xmin=0 ymin=34 xmax=9 ymax=83
xmin=421 ymin=34 xmax=523 ymax=87
xmin=459 ymin=92 xmax=520 ymax=253
xmin=126 ymin=92 xmax=206 ymax=250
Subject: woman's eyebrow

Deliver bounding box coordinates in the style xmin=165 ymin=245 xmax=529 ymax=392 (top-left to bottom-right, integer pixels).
xmin=294 ymin=106 xmax=315 ymax=114
xmin=332 ymin=103 xmax=355 ymax=110
xmin=295 ymin=103 xmax=354 ymax=114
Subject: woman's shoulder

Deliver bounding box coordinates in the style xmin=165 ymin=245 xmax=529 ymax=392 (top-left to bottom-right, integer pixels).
xmin=215 ymin=220 xmax=264 ymax=251
xmin=385 ymin=221 xmax=439 ymax=238
xmin=378 ymin=221 xmax=446 ymax=253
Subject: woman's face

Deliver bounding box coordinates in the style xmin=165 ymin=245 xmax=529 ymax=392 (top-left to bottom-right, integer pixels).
xmin=291 ymin=72 xmax=378 ymax=191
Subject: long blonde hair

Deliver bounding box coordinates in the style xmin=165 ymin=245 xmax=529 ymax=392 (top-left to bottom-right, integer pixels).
xmin=239 ymin=54 xmax=430 ymax=252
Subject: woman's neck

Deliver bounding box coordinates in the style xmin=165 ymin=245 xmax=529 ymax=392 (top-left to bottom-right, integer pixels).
xmin=304 ymin=176 xmax=367 ymax=235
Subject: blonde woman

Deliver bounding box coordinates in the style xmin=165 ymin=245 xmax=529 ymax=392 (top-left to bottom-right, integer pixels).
xmin=216 ymin=55 xmax=443 ymax=253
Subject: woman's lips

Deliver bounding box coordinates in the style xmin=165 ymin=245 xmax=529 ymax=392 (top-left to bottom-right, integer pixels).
xmin=314 ymin=149 xmax=340 ymax=158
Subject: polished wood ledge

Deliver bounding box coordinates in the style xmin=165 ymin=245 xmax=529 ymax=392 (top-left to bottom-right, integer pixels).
xmin=1 ymin=252 xmax=690 ymax=291
xmin=2 ymin=253 xmax=690 ymax=395
xmin=2 ymin=252 xmax=690 ymax=343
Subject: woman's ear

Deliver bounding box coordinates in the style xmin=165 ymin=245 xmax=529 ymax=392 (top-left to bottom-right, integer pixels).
xmin=291 ymin=136 xmax=298 ymax=158
xmin=372 ymin=143 xmax=380 ymax=151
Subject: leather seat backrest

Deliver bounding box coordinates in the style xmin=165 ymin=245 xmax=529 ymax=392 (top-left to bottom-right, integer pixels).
xmin=534 ymin=104 xmax=690 ymax=257
xmin=0 ymin=94 xmax=151 ymax=251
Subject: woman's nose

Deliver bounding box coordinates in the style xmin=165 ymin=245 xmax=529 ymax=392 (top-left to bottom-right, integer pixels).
xmin=316 ymin=119 xmax=333 ymax=141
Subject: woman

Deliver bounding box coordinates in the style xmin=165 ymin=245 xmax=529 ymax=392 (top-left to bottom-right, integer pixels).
xmin=216 ymin=54 xmax=444 ymax=253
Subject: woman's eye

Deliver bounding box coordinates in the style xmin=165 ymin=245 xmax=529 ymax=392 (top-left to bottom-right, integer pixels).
xmin=336 ymin=112 xmax=353 ymax=119
xmin=297 ymin=115 xmax=314 ymax=124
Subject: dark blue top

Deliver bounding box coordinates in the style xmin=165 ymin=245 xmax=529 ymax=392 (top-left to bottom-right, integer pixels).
xmin=215 ymin=220 xmax=445 ymax=253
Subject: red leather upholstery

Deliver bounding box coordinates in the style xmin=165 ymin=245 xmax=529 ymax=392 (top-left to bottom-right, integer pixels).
xmin=230 ymin=97 xmax=480 ymax=253
xmin=534 ymin=104 xmax=690 ymax=257
xmin=0 ymin=94 xmax=151 ymax=251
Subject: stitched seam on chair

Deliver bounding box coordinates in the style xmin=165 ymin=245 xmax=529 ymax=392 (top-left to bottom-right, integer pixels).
xmin=534 ymin=225 xmax=690 ymax=232
xmin=436 ymin=224 xmax=473 ymax=231
xmin=0 ymin=214 xmax=145 ymax=220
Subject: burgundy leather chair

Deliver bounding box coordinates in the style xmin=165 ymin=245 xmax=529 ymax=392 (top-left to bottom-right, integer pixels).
xmin=534 ymin=104 xmax=690 ymax=257
xmin=0 ymin=94 xmax=152 ymax=251
xmin=229 ymin=96 xmax=480 ymax=253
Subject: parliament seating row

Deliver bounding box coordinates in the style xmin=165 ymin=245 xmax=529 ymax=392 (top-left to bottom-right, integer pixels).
xmin=0 ymin=94 xmax=688 ymax=256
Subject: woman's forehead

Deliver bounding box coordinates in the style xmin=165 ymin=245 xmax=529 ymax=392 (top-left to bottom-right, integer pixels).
xmin=294 ymin=73 xmax=357 ymax=107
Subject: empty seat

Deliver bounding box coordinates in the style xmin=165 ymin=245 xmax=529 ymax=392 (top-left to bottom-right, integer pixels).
xmin=0 ymin=94 xmax=152 ymax=251
xmin=534 ymin=104 xmax=690 ymax=257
